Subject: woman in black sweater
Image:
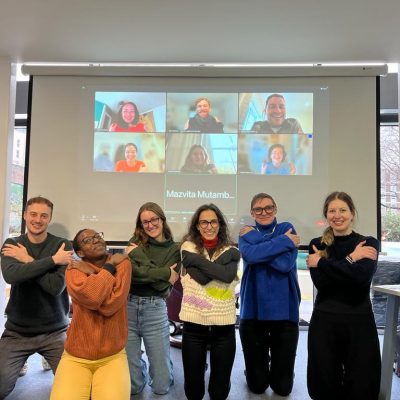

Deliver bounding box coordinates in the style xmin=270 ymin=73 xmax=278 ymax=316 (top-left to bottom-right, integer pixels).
xmin=306 ymin=191 xmax=381 ymax=400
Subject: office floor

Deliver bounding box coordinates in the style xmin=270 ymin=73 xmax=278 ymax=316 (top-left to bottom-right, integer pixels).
xmin=7 ymin=329 xmax=400 ymax=400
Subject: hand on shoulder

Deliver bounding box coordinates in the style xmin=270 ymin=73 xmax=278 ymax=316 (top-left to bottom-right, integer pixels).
xmin=239 ymin=226 xmax=254 ymax=236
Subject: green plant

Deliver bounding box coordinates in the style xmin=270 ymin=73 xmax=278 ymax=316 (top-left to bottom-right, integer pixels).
xmin=382 ymin=212 xmax=400 ymax=242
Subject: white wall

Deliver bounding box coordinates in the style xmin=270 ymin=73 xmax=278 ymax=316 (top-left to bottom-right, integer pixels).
xmin=0 ymin=58 xmax=16 ymax=330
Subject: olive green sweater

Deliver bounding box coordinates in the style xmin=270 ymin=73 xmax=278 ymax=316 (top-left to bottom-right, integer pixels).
xmin=128 ymin=236 xmax=180 ymax=298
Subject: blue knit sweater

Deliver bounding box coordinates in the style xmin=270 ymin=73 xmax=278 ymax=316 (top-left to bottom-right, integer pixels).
xmin=239 ymin=218 xmax=301 ymax=323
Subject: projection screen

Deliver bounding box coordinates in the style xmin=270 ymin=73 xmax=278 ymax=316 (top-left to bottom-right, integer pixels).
xmin=22 ymin=65 xmax=384 ymax=244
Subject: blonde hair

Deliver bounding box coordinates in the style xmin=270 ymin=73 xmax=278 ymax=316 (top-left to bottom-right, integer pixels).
xmin=320 ymin=191 xmax=356 ymax=257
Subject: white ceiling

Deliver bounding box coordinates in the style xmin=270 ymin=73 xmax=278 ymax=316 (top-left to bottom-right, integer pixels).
xmin=1 ymin=0 xmax=400 ymax=65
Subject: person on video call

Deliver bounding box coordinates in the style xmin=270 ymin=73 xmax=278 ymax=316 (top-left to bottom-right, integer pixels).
xmin=261 ymin=144 xmax=296 ymax=175
xmin=115 ymin=143 xmax=147 ymax=173
xmin=251 ymin=94 xmax=304 ymax=134
xmin=94 ymin=143 xmax=114 ymax=172
xmin=180 ymin=144 xmax=218 ymax=174
xmin=184 ymin=97 xmax=224 ymax=133
xmin=109 ymin=101 xmax=147 ymax=132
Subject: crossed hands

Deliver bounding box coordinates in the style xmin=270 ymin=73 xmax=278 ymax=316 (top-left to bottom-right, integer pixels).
xmin=239 ymin=226 xmax=254 ymax=236
xmin=306 ymin=245 xmax=321 ymax=268
xmin=349 ymin=241 xmax=377 ymax=262
xmin=1 ymin=242 xmax=73 ymax=266
xmin=1 ymin=242 xmax=33 ymax=263
xmin=169 ymin=263 xmax=179 ymax=285
xmin=285 ymin=228 xmax=300 ymax=247
xmin=69 ymin=253 xmax=128 ymax=275
xmin=306 ymin=240 xmax=377 ymax=269
xmin=52 ymin=243 xmax=74 ymax=265
xmin=125 ymin=243 xmax=138 ymax=255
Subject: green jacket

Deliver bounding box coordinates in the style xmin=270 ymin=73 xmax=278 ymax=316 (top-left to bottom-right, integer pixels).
xmin=128 ymin=236 xmax=180 ymax=298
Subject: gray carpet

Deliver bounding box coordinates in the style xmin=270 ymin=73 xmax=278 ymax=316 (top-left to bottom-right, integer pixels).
xmin=7 ymin=329 xmax=400 ymax=400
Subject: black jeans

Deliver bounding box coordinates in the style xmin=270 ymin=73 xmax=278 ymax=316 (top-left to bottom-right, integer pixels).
xmin=239 ymin=319 xmax=299 ymax=396
xmin=181 ymin=322 xmax=236 ymax=400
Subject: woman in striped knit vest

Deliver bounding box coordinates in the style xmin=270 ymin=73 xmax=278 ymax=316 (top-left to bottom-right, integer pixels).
xmin=50 ymin=229 xmax=132 ymax=400
xmin=179 ymin=203 xmax=240 ymax=400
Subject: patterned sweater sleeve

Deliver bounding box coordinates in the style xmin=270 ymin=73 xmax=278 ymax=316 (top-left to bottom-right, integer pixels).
xmin=181 ymin=242 xmax=239 ymax=284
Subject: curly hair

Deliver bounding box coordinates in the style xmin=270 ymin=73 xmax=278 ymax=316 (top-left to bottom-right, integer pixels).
xmin=182 ymin=203 xmax=234 ymax=253
xmin=116 ymin=101 xmax=140 ymax=128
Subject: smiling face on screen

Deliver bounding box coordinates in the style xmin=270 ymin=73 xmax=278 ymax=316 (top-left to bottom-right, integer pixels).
xmin=191 ymin=147 xmax=207 ymax=167
xmin=195 ymin=99 xmax=211 ymax=119
xmin=270 ymin=146 xmax=284 ymax=166
xmin=121 ymin=103 xmax=136 ymax=124
xmin=125 ymin=144 xmax=137 ymax=162
xmin=266 ymin=96 xmax=286 ymax=127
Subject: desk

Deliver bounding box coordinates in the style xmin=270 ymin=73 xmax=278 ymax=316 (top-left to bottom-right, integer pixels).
xmin=373 ymin=284 xmax=400 ymax=400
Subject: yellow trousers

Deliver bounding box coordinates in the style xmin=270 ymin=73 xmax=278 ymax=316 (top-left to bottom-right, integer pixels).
xmin=50 ymin=349 xmax=130 ymax=400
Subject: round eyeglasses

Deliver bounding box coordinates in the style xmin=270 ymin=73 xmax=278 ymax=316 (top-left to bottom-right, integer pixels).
xmin=198 ymin=219 xmax=219 ymax=229
xmin=79 ymin=232 xmax=104 ymax=245
xmin=252 ymin=205 xmax=276 ymax=215
xmin=141 ymin=217 xmax=160 ymax=228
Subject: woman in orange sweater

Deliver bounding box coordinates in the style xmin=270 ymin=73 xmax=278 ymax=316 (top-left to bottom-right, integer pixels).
xmin=50 ymin=229 xmax=132 ymax=400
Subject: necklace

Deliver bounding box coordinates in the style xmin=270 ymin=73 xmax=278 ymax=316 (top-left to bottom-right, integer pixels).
xmin=256 ymin=225 xmax=276 ymax=237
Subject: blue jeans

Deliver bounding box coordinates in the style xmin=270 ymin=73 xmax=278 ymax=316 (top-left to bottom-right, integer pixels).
xmin=126 ymin=295 xmax=173 ymax=395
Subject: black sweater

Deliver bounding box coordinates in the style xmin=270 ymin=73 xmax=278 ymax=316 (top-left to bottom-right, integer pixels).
xmin=309 ymin=232 xmax=379 ymax=315
xmin=1 ymin=233 xmax=71 ymax=334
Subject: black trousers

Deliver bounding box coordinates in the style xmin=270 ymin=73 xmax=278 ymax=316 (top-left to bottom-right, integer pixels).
xmin=181 ymin=322 xmax=236 ymax=400
xmin=239 ymin=319 xmax=299 ymax=396
xmin=307 ymin=310 xmax=381 ymax=400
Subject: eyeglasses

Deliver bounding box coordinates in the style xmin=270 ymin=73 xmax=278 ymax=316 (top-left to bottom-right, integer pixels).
xmin=198 ymin=219 xmax=219 ymax=229
xmin=252 ymin=205 xmax=276 ymax=215
xmin=79 ymin=232 xmax=104 ymax=245
xmin=141 ymin=217 xmax=160 ymax=228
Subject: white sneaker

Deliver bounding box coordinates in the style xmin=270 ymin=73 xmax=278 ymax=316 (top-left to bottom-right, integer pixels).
xmin=41 ymin=357 xmax=51 ymax=371
xmin=19 ymin=361 xmax=28 ymax=377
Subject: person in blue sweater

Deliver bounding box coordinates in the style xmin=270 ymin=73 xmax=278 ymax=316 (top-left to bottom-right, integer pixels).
xmin=238 ymin=192 xmax=301 ymax=396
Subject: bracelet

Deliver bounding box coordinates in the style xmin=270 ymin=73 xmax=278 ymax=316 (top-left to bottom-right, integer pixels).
xmin=345 ymin=255 xmax=355 ymax=264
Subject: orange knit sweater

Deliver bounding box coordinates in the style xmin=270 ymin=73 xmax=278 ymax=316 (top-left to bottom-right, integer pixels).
xmin=64 ymin=257 xmax=132 ymax=360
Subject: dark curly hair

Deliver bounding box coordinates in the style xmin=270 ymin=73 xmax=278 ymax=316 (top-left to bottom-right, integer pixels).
xmin=116 ymin=101 xmax=140 ymax=128
xmin=182 ymin=203 xmax=234 ymax=253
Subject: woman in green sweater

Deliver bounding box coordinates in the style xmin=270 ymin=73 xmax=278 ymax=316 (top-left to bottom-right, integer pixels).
xmin=125 ymin=202 xmax=180 ymax=395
